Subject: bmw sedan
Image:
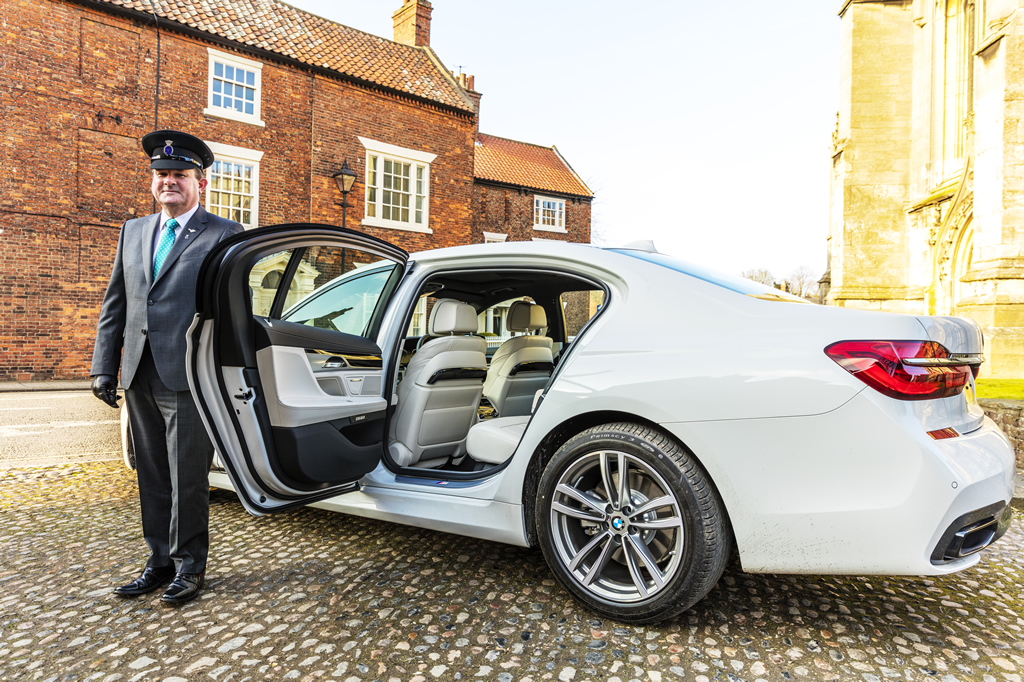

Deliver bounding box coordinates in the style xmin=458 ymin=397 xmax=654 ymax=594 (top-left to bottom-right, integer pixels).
xmin=182 ymin=223 xmax=1015 ymax=624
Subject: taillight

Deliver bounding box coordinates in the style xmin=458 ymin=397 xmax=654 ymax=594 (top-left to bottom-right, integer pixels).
xmin=825 ymin=340 xmax=972 ymax=401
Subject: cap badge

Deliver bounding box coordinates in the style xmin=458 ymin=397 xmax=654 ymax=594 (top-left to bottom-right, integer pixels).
xmin=163 ymin=141 xmax=174 ymax=156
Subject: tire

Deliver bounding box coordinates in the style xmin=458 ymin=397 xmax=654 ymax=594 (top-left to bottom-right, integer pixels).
xmin=536 ymin=422 xmax=731 ymax=624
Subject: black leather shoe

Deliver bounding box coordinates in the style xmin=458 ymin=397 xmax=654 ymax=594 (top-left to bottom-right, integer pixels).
xmin=113 ymin=566 xmax=175 ymax=597
xmin=160 ymin=573 xmax=204 ymax=605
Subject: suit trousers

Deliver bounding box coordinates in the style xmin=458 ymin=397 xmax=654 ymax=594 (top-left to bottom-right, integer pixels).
xmin=125 ymin=342 xmax=214 ymax=574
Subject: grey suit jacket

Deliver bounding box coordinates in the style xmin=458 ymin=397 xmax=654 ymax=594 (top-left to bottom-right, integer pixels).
xmin=91 ymin=205 xmax=244 ymax=392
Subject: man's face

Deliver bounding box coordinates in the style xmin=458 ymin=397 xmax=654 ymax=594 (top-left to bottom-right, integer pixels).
xmin=151 ymin=168 xmax=207 ymax=217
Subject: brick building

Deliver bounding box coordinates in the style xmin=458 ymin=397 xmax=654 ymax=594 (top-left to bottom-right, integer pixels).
xmin=0 ymin=0 xmax=592 ymax=381
xmin=472 ymin=133 xmax=593 ymax=245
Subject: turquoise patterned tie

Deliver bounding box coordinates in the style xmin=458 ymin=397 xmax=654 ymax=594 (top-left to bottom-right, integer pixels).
xmin=153 ymin=218 xmax=179 ymax=279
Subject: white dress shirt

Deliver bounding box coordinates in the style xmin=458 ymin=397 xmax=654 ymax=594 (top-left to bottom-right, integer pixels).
xmin=152 ymin=204 xmax=200 ymax=271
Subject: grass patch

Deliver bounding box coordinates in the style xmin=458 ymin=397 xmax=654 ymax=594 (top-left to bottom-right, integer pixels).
xmin=975 ymin=379 xmax=1024 ymax=401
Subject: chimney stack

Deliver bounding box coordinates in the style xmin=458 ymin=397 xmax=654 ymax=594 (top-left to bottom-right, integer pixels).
xmin=455 ymin=72 xmax=482 ymax=131
xmin=393 ymin=0 xmax=432 ymax=47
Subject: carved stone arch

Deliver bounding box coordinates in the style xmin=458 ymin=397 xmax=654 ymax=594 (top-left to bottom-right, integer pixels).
xmin=932 ymin=159 xmax=973 ymax=315
xmin=935 ymin=197 xmax=973 ymax=315
xmin=951 ymin=211 xmax=973 ymax=313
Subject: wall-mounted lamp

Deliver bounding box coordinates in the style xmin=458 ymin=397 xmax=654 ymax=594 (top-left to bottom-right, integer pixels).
xmin=332 ymin=160 xmax=357 ymax=230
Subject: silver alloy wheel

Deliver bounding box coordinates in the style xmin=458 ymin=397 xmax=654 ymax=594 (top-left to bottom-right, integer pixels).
xmin=549 ymin=449 xmax=684 ymax=603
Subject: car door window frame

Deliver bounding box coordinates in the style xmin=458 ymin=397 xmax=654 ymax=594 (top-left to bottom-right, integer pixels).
xmin=378 ymin=265 xmax=610 ymax=482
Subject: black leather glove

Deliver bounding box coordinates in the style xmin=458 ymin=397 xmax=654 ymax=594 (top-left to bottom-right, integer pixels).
xmin=91 ymin=374 xmax=121 ymax=408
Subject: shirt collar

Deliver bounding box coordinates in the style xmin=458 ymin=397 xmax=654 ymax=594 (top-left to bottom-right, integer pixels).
xmin=160 ymin=204 xmax=200 ymax=232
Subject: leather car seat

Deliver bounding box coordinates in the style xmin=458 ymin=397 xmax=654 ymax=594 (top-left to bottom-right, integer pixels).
xmin=482 ymin=301 xmax=554 ymax=417
xmin=465 ymin=390 xmax=543 ymax=466
xmin=389 ymin=299 xmax=487 ymax=468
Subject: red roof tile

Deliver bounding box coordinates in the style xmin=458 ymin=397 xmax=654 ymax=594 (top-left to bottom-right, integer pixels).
xmin=474 ymin=133 xmax=592 ymax=198
xmin=92 ymin=0 xmax=473 ymax=112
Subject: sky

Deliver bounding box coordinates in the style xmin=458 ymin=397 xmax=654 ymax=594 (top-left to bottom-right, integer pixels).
xmin=285 ymin=0 xmax=841 ymax=282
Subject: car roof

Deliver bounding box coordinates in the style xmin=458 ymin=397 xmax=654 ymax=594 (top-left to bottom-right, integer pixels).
xmin=408 ymin=240 xmax=603 ymax=263
xmin=409 ymin=241 xmax=805 ymax=303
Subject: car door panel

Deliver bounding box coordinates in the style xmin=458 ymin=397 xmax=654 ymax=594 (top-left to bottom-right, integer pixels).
xmin=187 ymin=224 xmax=408 ymax=514
xmin=270 ymin=414 xmax=386 ymax=485
xmin=256 ymin=346 xmax=386 ymax=427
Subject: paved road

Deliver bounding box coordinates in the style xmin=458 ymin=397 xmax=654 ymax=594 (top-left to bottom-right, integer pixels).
xmin=0 ymin=461 xmax=1022 ymax=682
xmin=0 ymin=390 xmax=121 ymax=469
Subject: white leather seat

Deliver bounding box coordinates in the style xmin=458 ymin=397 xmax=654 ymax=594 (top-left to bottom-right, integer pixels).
xmin=483 ymin=301 xmax=554 ymax=417
xmin=466 ymin=416 xmax=530 ymax=464
xmin=466 ymin=389 xmax=542 ymax=465
xmin=389 ymin=300 xmax=487 ymax=468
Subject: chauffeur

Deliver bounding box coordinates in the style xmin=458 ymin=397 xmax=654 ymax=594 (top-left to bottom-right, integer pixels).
xmin=91 ymin=130 xmax=243 ymax=604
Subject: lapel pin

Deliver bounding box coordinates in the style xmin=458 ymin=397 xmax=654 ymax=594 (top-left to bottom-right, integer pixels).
xmin=188 ymin=228 xmax=195 ymax=232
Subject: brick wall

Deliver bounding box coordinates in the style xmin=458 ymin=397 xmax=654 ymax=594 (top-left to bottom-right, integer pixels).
xmin=471 ymin=184 xmax=591 ymax=245
xmin=980 ymin=400 xmax=1024 ymax=469
xmin=0 ymin=0 xmax=477 ymax=381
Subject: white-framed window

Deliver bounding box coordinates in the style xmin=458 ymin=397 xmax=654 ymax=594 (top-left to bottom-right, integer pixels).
xmin=407 ymin=297 xmax=429 ymax=337
xmin=359 ymin=137 xmax=436 ymax=233
xmin=533 ymin=195 xmax=566 ymax=233
xmin=204 ymin=48 xmax=265 ymax=127
xmin=205 ymin=142 xmax=263 ymax=229
xmin=483 ymin=231 xmax=507 ymax=243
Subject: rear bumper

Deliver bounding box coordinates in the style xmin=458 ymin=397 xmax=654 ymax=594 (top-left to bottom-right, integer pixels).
xmin=665 ymin=393 xmax=1016 ymax=576
xmin=916 ymin=415 xmax=1015 ymax=573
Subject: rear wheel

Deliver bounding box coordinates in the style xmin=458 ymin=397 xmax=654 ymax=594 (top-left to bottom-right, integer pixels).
xmin=536 ymin=422 xmax=730 ymax=623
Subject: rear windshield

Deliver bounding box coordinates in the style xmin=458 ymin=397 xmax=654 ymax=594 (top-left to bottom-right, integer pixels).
xmin=610 ymin=249 xmax=810 ymax=303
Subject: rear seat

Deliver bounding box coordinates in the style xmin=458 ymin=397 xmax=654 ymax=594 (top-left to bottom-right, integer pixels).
xmin=466 ymin=415 xmax=530 ymax=464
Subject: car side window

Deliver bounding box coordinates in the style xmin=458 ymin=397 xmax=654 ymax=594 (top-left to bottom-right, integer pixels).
xmin=479 ymin=297 xmax=534 ymax=355
xmin=249 ymin=249 xmax=295 ymax=317
xmin=282 ymin=268 xmax=398 ymax=338
xmin=248 ymin=245 xmax=399 ymax=337
xmin=561 ymin=290 xmax=604 ymax=342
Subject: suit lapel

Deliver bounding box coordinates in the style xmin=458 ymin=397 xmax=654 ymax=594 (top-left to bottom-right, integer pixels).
xmin=152 ymin=206 xmax=211 ymax=287
xmin=141 ymin=213 xmax=161 ymax=289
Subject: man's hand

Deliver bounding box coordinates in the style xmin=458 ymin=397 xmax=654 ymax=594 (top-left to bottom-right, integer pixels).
xmin=91 ymin=375 xmax=121 ymax=408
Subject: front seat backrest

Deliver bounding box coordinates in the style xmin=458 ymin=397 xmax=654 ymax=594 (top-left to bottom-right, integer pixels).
xmin=389 ymin=299 xmax=487 ymax=468
xmin=483 ymin=301 xmax=554 ymax=417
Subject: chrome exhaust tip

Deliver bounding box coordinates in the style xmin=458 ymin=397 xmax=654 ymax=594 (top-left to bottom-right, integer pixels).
xmin=930 ymin=502 xmax=1012 ymax=564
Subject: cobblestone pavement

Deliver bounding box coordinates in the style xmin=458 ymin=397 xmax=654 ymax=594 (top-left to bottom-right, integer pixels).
xmin=1 ymin=462 xmax=1022 ymax=682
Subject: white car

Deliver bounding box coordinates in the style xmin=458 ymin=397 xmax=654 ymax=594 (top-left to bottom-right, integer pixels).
xmin=177 ymin=223 xmax=1014 ymax=624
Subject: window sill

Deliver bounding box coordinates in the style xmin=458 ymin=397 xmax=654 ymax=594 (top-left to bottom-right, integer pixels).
xmin=532 ymin=224 xmax=568 ymax=234
xmin=361 ymin=216 xmax=433 ymax=234
xmin=203 ymin=107 xmax=266 ymax=127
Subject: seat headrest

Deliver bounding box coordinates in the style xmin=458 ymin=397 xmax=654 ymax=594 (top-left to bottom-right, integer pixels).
xmin=429 ymin=299 xmax=479 ymax=335
xmin=507 ymin=301 xmax=547 ymax=332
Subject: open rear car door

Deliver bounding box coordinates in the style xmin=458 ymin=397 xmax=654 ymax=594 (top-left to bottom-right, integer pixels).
xmin=186 ymin=224 xmax=408 ymax=514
